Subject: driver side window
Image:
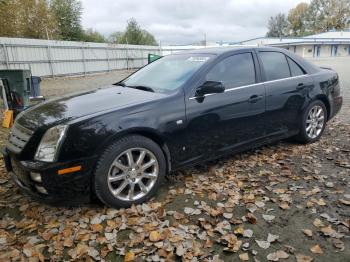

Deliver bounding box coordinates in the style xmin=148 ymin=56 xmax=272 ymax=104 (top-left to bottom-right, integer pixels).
xmin=206 ymin=53 xmax=256 ymax=89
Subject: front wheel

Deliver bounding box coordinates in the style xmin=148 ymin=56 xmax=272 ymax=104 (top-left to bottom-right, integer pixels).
xmin=295 ymin=100 xmax=327 ymax=144
xmin=93 ymin=135 xmax=166 ymax=208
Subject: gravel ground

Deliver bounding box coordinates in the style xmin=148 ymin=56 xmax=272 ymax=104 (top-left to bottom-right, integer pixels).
xmin=0 ymin=59 xmax=349 ymax=261
xmin=40 ymin=70 xmax=134 ymax=98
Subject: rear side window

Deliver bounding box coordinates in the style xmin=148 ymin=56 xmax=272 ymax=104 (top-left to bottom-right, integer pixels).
xmin=206 ymin=53 xmax=256 ymax=89
xmin=287 ymin=57 xmax=305 ymax=76
xmin=259 ymin=52 xmax=290 ymax=81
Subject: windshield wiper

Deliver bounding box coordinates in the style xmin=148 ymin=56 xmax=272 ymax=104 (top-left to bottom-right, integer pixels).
xmin=115 ymin=81 xmax=126 ymax=87
xmin=126 ymin=85 xmax=155 ymax=93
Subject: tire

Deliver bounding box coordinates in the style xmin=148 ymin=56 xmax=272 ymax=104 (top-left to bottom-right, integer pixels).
xmin=295 ymin=100 xmax=327 ymax=144
xmin=93 ymin=135 xmax=166 ymax=208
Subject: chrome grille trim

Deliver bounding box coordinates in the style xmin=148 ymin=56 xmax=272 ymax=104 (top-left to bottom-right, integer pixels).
xmin=6 ymin=122 xmax=34 ymax=154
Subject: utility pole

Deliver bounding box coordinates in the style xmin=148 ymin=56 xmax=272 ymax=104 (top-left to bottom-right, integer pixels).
xmin=45 ymin=27 xmax=54 ymax=78
xmin=125 ymin=37 xmax=129 ymax=70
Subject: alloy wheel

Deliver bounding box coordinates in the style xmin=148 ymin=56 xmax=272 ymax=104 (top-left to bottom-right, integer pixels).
xmin=107 ymin=148 xmax=159 ymax=201
xmin=305 ymin=105 xmax=325 ymax=139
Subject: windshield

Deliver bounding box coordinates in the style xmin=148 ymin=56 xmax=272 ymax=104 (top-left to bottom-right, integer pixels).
xmin=121 ymin=54 xmax=213 ymax=93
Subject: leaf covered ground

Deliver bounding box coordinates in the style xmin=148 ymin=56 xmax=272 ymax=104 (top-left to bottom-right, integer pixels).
xmin=0 ymin=117 xmax=349 ymax=261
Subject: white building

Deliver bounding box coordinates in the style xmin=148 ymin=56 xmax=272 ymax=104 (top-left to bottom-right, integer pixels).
xmin=162 ymin=31 xmax=350 ymax=58
xmin=236 ymin=31 xmax=350 ymax=58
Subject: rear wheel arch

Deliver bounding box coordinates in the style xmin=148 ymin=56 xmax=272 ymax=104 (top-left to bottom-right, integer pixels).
xmin=313 ymin=95 xmax=330 ymax=121
xmin=295 ymin=99 xmax=327 ymax=143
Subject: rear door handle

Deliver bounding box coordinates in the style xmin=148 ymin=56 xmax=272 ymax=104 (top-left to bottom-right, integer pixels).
xmin=248 ymin=94 xmax=263 ymax=103
xmin=296 ymin=83 xmax=305 ymax=90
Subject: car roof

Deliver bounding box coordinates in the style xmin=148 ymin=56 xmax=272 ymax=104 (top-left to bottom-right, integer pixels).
xmin=173 ymin=46 xmax=320 ymax=74
xmin=176 ymin=46 xmax=286 ymax=55
xmin=185 ymin=46 xmax=252 ymax=55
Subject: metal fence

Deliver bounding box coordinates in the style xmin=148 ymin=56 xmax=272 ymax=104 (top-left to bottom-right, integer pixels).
xmin=0 ymin=37 xmax=162 ymax=77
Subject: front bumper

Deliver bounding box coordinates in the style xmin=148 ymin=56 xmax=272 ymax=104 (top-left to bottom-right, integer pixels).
xmin=2 ymin=149 xmax=96 ymax=205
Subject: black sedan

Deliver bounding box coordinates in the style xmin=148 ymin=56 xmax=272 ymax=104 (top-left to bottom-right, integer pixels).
xmin=3 ymin=47 xmax=343 ymax=208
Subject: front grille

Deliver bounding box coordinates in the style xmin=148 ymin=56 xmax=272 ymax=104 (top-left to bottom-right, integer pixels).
xmin=7 ymin=122 xmax=34 ymax=154
xmin=11 ymin=157 xmax=31 ymax=186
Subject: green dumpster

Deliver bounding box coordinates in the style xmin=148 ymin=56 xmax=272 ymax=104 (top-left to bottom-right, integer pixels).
xmin=0 ymin=69 xmax=32 ymax=111
xmin=148 ymin=53 xmax=162 ymax=64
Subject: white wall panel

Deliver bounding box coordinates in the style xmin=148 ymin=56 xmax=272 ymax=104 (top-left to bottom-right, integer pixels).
xmin=0 ymin=37 xmax=161 ymax=77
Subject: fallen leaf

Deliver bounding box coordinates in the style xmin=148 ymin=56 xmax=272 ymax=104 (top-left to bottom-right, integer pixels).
xmin=246 ymin=203 xmax=257 ymax=213
xmin=313 ymin=218 xmax=324 ymax=228
xmin=339 ymin=199 xmax=350 ymax=206
xmin=149 ymin=231 xmax=161 ymax=242
xmin=318 ymin=199 xmax=327 ymax=206
xmin=310 ymin=244 xmax=323 ymax=254
xmin=262 ymin=214 xmax=275 ymax=222
xmin=243 ymin=229 xmax=253 ymax=238
xmin=63 ymin=237 xmax=73 ymax=247
xmin=124 ymin=251 xmax=135 ymax=261
xmin=267 ymin=250 xmax=289 ymax=261
xmin=173 ymin=212 xmax=185 ymax=220
xmin=295 ymin=254 xmax=313 ymax=262
xmin=221 ymin=234 xmax=242 ymax=252
xmin=302 ymin=229 xmax=313 ymax=237
xmin=184 ymin=207 xmax=194 ymax=214
xmin=255 ymin=201 xmax=265 ymax=208
xmin=320 ymin=225 xmax=343 ymax=238
xmin=332 ymin=239 xmax=345 ymax=251
xmin=279 ymin=203 xmax=290 ymax=210
xmin=104 ymin=232 xmax=116 ymax=241
xmin=255 ymin=240 xmax=270 ymax=249
xmin=204 ymin=239 xmax=213 ymax=248
xmin=223 ymin=213 xmax=233 ymax=219
xmin=176 ymin=244 xmax=185 ymax=256
xmin=267 ymin=233 xmax=279 ymax=243
xmin=91 ymin=224 xmax=103 ymax=232
xmin=239 ymin=253 xmax=249 ymax=261
xmin=234 ymin=226 xmax=244 ymax=236
xmin=306 ymin=201 xmax=314 ymax=208
xmin=245 ymin=213 xmax=257 ymax=224
xmin=325 ymin=182 xmax=334 ymax=188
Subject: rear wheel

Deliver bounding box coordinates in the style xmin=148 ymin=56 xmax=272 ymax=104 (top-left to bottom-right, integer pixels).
xmin=295 ymin=100 xmax=327 ymax=144
xmin=93 ymin=135 xmax=166 ymax=208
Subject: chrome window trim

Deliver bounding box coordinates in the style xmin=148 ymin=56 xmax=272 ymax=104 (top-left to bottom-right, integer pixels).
xmin=189 ymin=74 xmax=308 ymax=100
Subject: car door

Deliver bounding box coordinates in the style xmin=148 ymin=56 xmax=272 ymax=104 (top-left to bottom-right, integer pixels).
xmin=178 ymin=51 xmax=266 ymax=165
xmin=257 ymin=51 xmax=314 ymax=136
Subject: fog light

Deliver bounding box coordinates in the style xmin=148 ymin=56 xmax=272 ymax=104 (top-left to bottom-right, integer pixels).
xmin=30 ymin=172 xmax=42 ymax=183
xmin=35 ymin=185 xmax=48 ymax=194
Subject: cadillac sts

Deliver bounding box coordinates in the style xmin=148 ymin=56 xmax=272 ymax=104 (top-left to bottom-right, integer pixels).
xmin=2 ymin=47 xmax=343 ymax=208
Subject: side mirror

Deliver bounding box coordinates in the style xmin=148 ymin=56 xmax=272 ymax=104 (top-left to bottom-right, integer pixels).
xmin=196 ymin=81 xmax=225 ymax=96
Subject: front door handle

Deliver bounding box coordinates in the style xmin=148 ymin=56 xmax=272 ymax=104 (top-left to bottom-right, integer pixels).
xmin=248 ymin=94 xmax=263 ymax=103
xmin=296 ymin=83 xmax=305 ymax=90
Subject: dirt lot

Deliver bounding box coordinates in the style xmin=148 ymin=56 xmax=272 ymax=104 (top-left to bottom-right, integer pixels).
xmin=40 ymin=69 xmax=134 ymax=98
xmin=0 ymin=58 xmax=349 ymax=261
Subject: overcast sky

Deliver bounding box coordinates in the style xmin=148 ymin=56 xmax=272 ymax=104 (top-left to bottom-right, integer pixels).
xmin=81 ymin=0 xmax=309 ymax=45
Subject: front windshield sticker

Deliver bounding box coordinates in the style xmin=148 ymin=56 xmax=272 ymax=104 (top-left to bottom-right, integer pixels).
xmin=187 ymin=56 xmax=210 ymax=62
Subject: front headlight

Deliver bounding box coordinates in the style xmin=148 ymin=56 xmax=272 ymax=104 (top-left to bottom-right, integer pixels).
xmin=35 ymin=125 xmax=68 ymax=162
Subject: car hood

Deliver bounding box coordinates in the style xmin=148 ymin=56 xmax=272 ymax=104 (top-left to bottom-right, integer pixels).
xmin=17 ymin=85 xmax=166 ymax=130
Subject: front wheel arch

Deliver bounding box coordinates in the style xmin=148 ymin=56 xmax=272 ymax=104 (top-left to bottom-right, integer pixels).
xmin=94 ymin=128 xmax=172 ymax=173
xmin=93 ymin=134 xmax=167 ymax=208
